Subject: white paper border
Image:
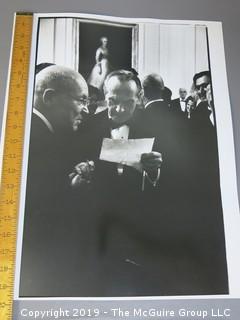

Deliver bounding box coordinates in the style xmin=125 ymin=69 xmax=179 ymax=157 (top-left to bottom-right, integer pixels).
xmin=13 ymin=12 xmax=240 ymax=301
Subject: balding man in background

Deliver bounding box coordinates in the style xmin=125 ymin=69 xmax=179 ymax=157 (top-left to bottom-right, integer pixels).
xmin=142 ymin=73 xmax=166 ymax=108
xmin=20 ymin=65 xmax=91 ymax=296
xmin=171 ymin=87 xmax=188 ymax=117
xmin=142 ymin=73 xmax=175 ymax=129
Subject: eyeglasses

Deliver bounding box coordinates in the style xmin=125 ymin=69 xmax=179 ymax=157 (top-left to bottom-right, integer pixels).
xmin=64 ymin=93 xmax=90 ymax=107
xmin=74 ymin=97 xmax=90 ymax=107
xmin=195 ymin=83 xmax=209 ymax=90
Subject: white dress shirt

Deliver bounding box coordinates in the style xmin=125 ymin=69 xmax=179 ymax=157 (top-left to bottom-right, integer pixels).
xmin=180 ymin=99 xmax=186 ymax=112
xmin=110 ymin=124 xmax=130 ymax=175
xmin=110 ymin=124 xmax=130 ymax=140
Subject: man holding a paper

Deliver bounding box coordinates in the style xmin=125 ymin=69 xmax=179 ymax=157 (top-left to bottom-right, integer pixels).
xmin=78 ymin=68 xmax=228 ymax=297
xmin=99 ymin=70 xmax=162 ymax=182
xmin=87 ymin=70 xmax=163 ymax=191
xmin=82 ymin=70 xmax=194 ymax=296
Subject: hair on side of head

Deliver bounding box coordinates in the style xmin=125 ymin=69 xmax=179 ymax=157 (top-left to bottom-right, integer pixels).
xmin=142 ymin=73 xmax=165 ymax=100
xmin=193 ymin=71 xmax=211 ymax=85
xmin=35 ymin=63 xmax=55 ymax=75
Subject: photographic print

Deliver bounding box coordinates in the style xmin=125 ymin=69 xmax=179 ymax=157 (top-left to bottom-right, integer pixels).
xmin=13 ymin=13 xmax=240 ymax=299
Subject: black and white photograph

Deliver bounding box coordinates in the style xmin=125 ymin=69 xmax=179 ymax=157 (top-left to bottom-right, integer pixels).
xmin=14 ymin=13 xmax=240 ymax=299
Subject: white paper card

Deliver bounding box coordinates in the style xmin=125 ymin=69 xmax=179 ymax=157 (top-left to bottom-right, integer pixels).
xmin=99 ymin=138 xmax=155 ymax=169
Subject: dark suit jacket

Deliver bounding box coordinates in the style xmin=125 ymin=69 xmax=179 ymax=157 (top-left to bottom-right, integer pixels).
xmin=20 ymin=106 xmax=228 ymax=297
xmin=171 ymin=97 xmax=189 ymax=120
xmin=171 ymin=97 xmax=184 ymax=110
xmin=85 ymin=103 xmax=228 ymax=296
xmin=20 ymin=112 xmax=92 ymax=297
xmin=188 ymin=101 xmax=219 ymax=187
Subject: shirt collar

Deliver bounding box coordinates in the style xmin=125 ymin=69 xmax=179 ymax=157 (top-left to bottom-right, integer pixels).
xmin=111 ymin=124 xmax=130 ymax=140
xmin=145 ymin=98 xmax=164 ymax=109
xmin=33 ymin=108 xmax=54 ymax=133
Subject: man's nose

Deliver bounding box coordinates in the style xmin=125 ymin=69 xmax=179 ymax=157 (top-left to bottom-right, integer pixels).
xmin=81 ymin=105 xmax=89 ymax=114
xmin=198 ymin=87 xmax=204 ymax=95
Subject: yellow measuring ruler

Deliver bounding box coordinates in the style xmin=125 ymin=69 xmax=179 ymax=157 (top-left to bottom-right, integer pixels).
xmin=0 ymin=13 xmax=33 ymax=320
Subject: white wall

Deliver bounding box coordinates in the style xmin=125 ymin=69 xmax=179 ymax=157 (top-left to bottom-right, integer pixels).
xmin=138 ymin=23 xmax=209 ymax=98
xmin=37 ymin=19 xmax=209 ymax=98
xmin=37 ymin=18 xmax=79 ymax=70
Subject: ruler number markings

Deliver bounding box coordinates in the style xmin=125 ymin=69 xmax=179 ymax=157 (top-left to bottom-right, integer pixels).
xmin=0 ymin=14 xmax=32 ymax=320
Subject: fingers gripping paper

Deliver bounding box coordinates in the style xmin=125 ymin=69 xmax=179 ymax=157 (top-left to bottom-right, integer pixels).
xmin=99 ymin=138 xmax=155 ymax=170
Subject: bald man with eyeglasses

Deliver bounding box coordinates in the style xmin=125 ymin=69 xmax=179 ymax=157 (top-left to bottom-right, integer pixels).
xmin=20 ymin=65 xmax=93 ymax=297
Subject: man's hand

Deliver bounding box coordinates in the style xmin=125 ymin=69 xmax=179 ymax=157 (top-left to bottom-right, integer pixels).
xmin=140 ymin=152 xmax=163 ymax=189
xmin=69 ymin=161 xmax=95 ymax=188
xmin=141 ymin=152 xmax=163 ymax=172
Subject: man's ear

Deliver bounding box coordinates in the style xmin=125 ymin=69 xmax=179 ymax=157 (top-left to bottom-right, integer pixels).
xmin=42 ymin=88 xmax=56 ymax=105
xmin=137 ymin=88 xmax=144 ymax=104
